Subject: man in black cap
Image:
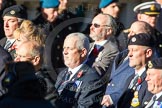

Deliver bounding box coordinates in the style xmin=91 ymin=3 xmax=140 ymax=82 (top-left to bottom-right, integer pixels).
xmin=0 ymin=0 xmax=16 ymax=40
xmin=0 ymin=5 xmax=27 ymax=58
xmin=101 ymin=21 xmax=154 ymax=108
xmin=144 ymin=58 xmax=162 ymax=108
xmin=117 ymin=33 xmax=154 ymax=108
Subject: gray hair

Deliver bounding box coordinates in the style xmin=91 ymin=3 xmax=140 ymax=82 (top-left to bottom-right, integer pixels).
xmin=66 ymin=32 xmax=90 ymax=52
xmin=101 ymin=13 xmax=117 ymax=36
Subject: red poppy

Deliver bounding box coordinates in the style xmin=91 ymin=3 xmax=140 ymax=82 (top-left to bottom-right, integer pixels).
xmin=137 ymin=77 xmax=142 ymax=84
xmin=77 ymin=71 xmax=83 ymax=78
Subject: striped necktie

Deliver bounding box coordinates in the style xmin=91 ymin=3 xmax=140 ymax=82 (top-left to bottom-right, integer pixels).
xmin=57 ymin=71 xmax=72 ymax=95
xmin=145 ymin=95 xmax=156 ymax=108
xmin=4 ymin=40 xmax=11 ymax=50
xmin=128 ymin=74 xmax=139 ymax=89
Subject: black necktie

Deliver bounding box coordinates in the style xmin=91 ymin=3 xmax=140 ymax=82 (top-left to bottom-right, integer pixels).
xmin=57 ymin=71 xmax=72 ymax=95
xmin=64 ymin=71 xmax=72 ymax=81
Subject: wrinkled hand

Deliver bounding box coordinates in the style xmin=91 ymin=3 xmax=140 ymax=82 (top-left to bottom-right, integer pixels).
xmin=101 ymin=95 xmax=112 ymax=107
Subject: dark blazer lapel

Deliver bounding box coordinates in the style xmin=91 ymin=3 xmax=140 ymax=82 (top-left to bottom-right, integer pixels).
xmin=70 ymin=64 xmax=89 ymax=82
xmin=0 ymin=37 xmax=7 ymax=47
xmin=88 ymin=43 xmax=95 ymax=55
xmin=138 ymin=70 xmax=147 ymax=86
xmin=157 ymin=96 xmax=162 ymax=101
xmin=55 ymin=68 xmax=68 ymax=90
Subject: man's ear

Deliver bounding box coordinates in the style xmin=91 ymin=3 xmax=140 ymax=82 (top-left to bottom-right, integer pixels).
xmin=137 ymin=14 xmax=142 ymax=21
xmin=80 ymin=48 xmax=87 ymax=57
xmin=32 ymin=56 xmax=40 ymax=66
xmin=146 ymin=48 xmax=153 ymax=58
xmin=106 ymin=28 xmax=113 ymax=36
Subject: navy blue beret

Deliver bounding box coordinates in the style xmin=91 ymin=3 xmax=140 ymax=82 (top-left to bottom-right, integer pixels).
xmin=147 ymin=58 xmax=162 ymax=69
xmin=128 ymin=33 xmax=154 ymax=47
xmin=2 ymin=5 xmax=27 ymax=19
xmin=99 ymin=0 xmax=118 ymax=9
xmin=40 ymin=0 xmax=59 ymax=8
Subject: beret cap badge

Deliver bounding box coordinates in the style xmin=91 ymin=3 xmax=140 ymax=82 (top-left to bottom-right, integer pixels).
xmin=10 ymin=10 xmax=15 ymax=15
xmin=131 ymin=37 xmax=136 ymax=42
xmin=148 ymin=61 xmax=153 ymax=68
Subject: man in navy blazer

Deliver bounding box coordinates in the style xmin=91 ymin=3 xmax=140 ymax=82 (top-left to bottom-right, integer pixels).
xmin=101 ymin=21 xmax=154 ymax=108
xmin=55 ymin=32 xmax=107 ymax=108
xmin=117 ymin=33 xmax=154 ymax=108
xmin=144 ymin=58 xmax=162 ymax=108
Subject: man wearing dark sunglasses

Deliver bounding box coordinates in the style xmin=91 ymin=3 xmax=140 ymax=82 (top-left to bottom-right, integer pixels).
xmin=99 ymin=0 xmax=125 ymax=37
xmin=86 ymin=13 xmax=119 ymax=76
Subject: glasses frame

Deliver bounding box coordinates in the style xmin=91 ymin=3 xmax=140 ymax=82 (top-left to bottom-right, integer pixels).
xmin=91 ymin=23 xmax=110 ymax=28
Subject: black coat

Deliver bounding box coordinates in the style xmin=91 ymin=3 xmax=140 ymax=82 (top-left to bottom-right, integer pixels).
xmin=0 ymin=77 xmax=54 ymax=108
xmin=0 ymin=45 xmax=12 ymax=97
xmin=35 ymin=69 xmax=58 ymax=107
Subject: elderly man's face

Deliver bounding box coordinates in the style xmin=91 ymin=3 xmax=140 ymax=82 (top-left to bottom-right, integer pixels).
xmin=146 ymin=68 xmax=162 ymax=94
xmin=90 ymin=14 xmax=109 ymax=42
xmin=63 ymin=37 xmax=83 ymax=69
xmin=3 ymin=16 xmax=19 ymax=39
xmin=42 ymin=8 xmax=58 ymax=23
xmin=128 ymin=45 xmax=151 ymax=70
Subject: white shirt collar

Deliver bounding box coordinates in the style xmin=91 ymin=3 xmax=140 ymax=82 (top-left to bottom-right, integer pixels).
xmin=68 ymin=64 xmax=83 ymax=80
xmin=7 ymin=39 xmax=15 ymax=44
xmin=155 ymin=91 xmax=162 ymax=100
xmin=94 ymin=40 xmax=107 ymax=49
xmin=135 ymin=67 xmax=146 ymax=77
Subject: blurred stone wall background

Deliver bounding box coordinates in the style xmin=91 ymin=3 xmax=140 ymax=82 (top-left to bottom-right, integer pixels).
xmin=15 ymin=0 xmax=152 ymax=28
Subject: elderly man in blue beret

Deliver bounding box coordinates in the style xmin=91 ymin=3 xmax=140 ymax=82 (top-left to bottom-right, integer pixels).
xmin=99 ymin=0 xmax=124 ymax=37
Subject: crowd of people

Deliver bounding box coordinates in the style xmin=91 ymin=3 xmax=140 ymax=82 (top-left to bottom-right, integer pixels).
xmin=0 ymin=0 xmax=161 ymax=108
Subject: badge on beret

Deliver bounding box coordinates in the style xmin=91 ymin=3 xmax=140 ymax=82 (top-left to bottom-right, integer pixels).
xmin=10 ymin=10 xmax=15 ymax=15
xmin=148 ymin=61 xmax=153 ymax=68
xmin=131 ymin=37 xmax=136 ymax=42
xmin=150 ymin=4 xmax=156 ymax=11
